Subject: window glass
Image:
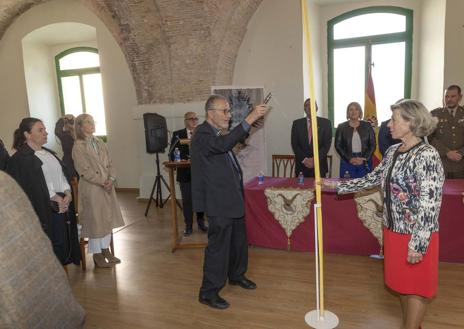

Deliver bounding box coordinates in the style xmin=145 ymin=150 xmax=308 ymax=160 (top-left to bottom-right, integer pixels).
xmin=61 ymin=76 xmax=83 ymax=117
xmin=372 ymin=42 xmax=406 ymax=123
xmin=334 ymin=13 xmax=406 ymax=40
xmin=59 ymin=51 xmax=99 ymax=70
xmin=83 ymin=73 xmax=107 ymax=136
xmin=333 ymin=46 xmax=365 ymax=126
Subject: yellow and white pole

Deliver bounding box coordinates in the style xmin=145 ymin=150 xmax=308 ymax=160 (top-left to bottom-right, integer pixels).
xmin=301 ymin=0 xmax=338 ymax=327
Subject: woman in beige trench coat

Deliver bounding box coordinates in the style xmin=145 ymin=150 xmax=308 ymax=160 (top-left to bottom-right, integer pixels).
xmin=72 ymin=114 xmax=125 ymax=267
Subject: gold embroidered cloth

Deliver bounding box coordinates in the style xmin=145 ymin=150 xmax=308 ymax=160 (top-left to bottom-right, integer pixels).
xmin=354 ymin=187 xmax=383 ymax=246
xmin=264 ymin=187 xmax=314 ymax=238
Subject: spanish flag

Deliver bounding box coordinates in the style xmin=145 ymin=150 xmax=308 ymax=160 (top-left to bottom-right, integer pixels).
xmin=364 ymin=68 xmax=382 ymax=167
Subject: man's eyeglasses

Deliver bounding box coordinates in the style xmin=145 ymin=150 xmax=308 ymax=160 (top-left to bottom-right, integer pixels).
xmin=186 ymin=117 xmax=199 ymax=122
xmin=212 ymin=109 xmax=231 ymax=115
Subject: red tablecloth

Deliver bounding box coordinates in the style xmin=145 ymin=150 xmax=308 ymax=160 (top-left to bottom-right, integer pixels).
xmin=244 ymin=177 xmax=464 ymax=263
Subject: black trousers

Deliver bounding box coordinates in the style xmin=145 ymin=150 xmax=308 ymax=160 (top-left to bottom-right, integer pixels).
xmin=199 ymin=215 xmax=248 ymax=298
xmin=179 ymin=181 xmax=204 ymax=228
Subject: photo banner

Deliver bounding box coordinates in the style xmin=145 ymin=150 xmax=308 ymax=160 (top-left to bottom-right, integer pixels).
xmin=211 ymin=86 xmax=267 ymax=182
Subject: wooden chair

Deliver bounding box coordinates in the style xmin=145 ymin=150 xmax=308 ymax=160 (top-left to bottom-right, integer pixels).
xmin=272 ymin=154 xmax=296 ymax=177
xmin=71 ymin=177 xmax=114 ymax=271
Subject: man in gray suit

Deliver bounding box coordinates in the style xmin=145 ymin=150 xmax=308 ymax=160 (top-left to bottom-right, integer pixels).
xmin=191 ymin=94 xmax=267 ymax=309
xmin=430 ymin=85 xmax=464 ymax=178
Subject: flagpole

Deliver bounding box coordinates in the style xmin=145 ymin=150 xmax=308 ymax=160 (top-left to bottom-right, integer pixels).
xmin=364 ymin=55 xmax=384 ymax=259
xmin=301 ymin=1 xmax=338 ymax=328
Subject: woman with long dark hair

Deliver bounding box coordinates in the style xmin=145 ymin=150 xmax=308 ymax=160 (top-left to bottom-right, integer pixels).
xmin=7 ymin=118 xmax=80 ymax=265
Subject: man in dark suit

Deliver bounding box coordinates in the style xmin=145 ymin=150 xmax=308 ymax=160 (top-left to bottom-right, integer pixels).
xmin=191 ymin=94 xmax=267 ymax=310
xmin=169 ymin=112 xmax=207 ymax=236
xmin=291 ymin=98 xmax=332 ymax=177
xmin=378 ymin=119 xmax=400 ymax=156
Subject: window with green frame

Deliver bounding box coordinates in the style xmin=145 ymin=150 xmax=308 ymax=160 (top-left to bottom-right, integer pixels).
xmin=55 ymin=47 xmax=107 ymax=136
xmin=328 ymin=6 xmax=413 ymax=127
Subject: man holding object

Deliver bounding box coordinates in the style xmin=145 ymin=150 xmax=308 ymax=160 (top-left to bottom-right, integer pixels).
xmin=191 ymin=94 xmax=267 ymax=309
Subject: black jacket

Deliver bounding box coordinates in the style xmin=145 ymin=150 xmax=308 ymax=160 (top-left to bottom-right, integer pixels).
xmin=169 ymin=128 xmax=191 ymax=183
xmin=191 ymin=121 xmax=247 ymax=218
xmin=335 ymin=120 xmax=376 ymax=162
xmin=291 ymin=116 xmax=332 ymax=177
xmin=0 ymin=138 xmax=9 ymax=171
xmin=378 ymin=119 xmax=400 ymax=156
xmin=55 ymin=119 xmax=78 ymax=179
xmin=6 ymin=144 xmax=80 ymax=265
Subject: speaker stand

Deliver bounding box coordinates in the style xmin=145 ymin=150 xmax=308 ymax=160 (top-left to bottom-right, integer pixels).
xmin=145 ymin=153 xmax=171 ymax=216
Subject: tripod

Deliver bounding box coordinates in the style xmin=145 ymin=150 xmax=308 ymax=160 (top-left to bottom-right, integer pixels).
xmin=145 ymin=153 xmax=171 ymax=216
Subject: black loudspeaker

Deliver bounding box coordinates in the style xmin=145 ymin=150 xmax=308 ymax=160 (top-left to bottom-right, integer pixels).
xmin=143 ymin=113 xmax=168 ymax=153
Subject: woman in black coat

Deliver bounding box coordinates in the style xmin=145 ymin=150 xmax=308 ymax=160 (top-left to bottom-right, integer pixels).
xmin=7 ymin=118 xmax=80 ymax=265
xmin=335 ymin=102 xmax=376 ymax=178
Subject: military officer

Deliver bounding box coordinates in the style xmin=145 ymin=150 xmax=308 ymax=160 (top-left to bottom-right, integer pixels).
xmin=429 ymin=85 xmax=464 ymax=178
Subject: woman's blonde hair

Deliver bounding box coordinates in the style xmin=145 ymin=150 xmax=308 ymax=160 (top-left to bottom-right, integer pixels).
xmin=346 ymin=102 xmax=363 ymax=120
xmin=390 ymin=99 xmax=437 ymax=137
xmin=75 ymin=113 xmax=94 ymax=140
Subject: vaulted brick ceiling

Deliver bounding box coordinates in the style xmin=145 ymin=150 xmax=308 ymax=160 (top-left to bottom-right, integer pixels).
xmin=0 ymin=0 xmax=262 ymax=104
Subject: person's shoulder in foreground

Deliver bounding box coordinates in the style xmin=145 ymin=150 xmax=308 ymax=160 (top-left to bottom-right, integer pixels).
xmin=0 ymin=171 xmax=85 ymax=329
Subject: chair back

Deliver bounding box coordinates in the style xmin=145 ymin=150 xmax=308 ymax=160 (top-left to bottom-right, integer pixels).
xmin=272 ymin=154 xmax=295 ymax=177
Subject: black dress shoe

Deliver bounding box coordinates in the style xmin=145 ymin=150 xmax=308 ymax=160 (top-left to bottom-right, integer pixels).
xmin=198 ymin=221 xmax=208 ymax=233
xmin=199 ymin=294 xmax=230 ymax=309
xmin=183 ymin=227 xmax=193 ymax=237
xmin=229 ymin=277 xmax=257 ymax=290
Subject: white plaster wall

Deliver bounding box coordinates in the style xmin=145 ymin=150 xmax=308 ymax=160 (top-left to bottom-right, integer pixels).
xmin=233 ymin=0 xmax=306 ymax=175
xmin=22 ymin=41 xmax=61 ymax=152
xmin=418 ymin=0 xmax=446 ymax=110
xmin=0 ymin=0 xmax=137 ymax=187
xmin=443 ymin=0 xmax=464 ymax=100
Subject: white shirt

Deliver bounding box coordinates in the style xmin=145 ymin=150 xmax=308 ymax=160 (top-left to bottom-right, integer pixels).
xmin=35 ymin=149 xmax=70 ymax=198
xmin=352 ymin=130 xmax=362 ymax=153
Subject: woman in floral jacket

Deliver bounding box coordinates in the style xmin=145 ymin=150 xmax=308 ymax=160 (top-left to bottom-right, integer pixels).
xmin=325 ymin=99 xmax=444 ymax=329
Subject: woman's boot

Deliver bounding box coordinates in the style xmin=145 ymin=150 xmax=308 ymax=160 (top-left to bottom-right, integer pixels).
xmin=93 ymin=253 xmax=113 ymax=268
xmin=102 ymin=248 xmax=121 ymax=264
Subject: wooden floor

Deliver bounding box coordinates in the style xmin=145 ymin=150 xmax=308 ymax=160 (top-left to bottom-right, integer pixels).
xmin=67 ymin=191 xmax=464 ymax=329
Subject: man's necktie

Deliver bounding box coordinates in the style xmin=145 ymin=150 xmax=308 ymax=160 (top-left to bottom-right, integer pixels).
xmin=307 ymin=121 xmax=312 ymax=145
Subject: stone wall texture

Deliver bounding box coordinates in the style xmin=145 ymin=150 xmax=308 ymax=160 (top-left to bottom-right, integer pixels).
xmin=0 ymin=0 xmax=263 ymax=104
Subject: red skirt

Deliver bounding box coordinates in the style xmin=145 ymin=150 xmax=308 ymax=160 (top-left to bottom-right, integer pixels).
xmin=383 ymin=228 xmax=439 ymax=298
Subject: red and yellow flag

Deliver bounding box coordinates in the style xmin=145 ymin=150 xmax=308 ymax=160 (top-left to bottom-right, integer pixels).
xmin=364 ymin=68 xmax=382 ymax=167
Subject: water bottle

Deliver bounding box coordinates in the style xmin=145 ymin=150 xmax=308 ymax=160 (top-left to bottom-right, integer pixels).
xmin=343 ymin=171 xmax=350 ymax=179
xmin=174 ymin=147 xmax=181 ymax=162
xmin=298 ymin=172 xmax=304 ymax=185
xmin=258 ymin=171 xmax=264 ymax=185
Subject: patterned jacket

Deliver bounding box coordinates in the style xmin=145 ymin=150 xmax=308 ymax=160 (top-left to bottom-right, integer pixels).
xmin=337 ymin=142 xmax=444 ymax=254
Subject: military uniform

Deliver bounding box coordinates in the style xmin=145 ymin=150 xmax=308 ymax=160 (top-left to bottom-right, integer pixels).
xmin=429 ymin=106 xmax=464 ymax=178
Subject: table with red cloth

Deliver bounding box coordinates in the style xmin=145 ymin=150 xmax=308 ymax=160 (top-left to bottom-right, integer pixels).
xmin=244 ymin=177 xmax=464 ymax=263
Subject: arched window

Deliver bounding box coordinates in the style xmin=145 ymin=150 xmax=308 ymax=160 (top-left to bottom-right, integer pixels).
xmin=328 ymin=7 xmax=413 ymax=126
xmin=56 ymin=47 xmax=107 ymax=136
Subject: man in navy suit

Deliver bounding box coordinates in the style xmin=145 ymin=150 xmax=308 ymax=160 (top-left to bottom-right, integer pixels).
xmin=191 ymin=94 xmax=267 ymax=310
xmin=291 ymin=98 xmax=333 ymax=177
xmin=169 ymin=112 xmax=207 ymax=236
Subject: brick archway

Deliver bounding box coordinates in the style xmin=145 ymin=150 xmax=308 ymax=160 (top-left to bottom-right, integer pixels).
xmin=0 ymin=0 xmax=262 ymax=104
